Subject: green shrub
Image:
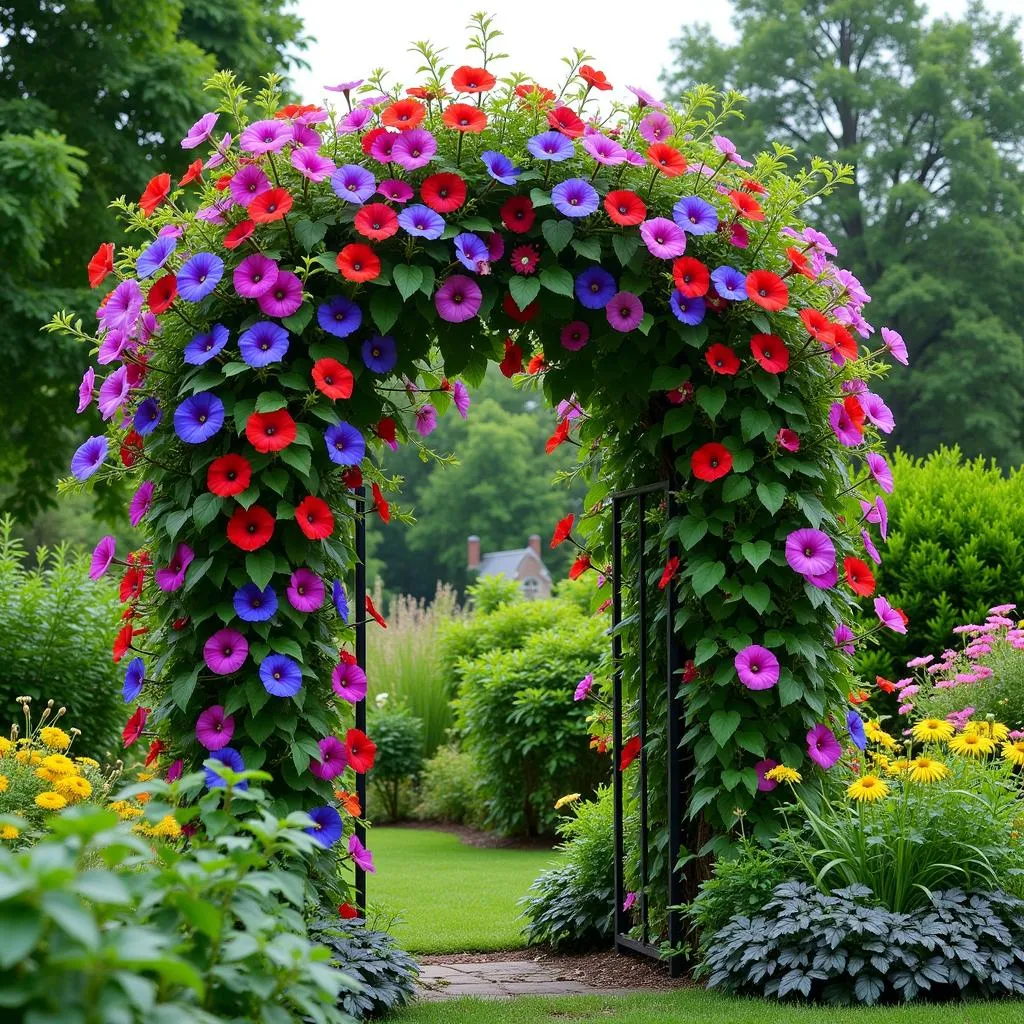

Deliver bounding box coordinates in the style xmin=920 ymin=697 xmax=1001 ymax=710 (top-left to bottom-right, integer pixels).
xmin=367 ymin=700 xmax=424 ymax=822
xmin=465 ymin=573 xmax=522 ymax=614
xmin=413 ymin=745 xmax=488 ymax=827
xmin=520 ymin=786 xmax=615 ymax=950
xmin=0 ymin=516 xmax=124 ymax=758
xmin=855 ymin=447 xmax=1024 ymax=681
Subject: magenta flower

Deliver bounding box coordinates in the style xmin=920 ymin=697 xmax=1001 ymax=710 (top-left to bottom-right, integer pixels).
xmin=713 ymin=134 xmax=752 ymax=167
xmin=907 ymin=654 xmax=934 ymax=668
xmin=435 ymin=275 xmax=482 ymax=323
xmin=310 ymin=736 xmax=348 ymax=780
xmin=98 ymin=366 xmax=130 ymax=421
xmin=291 ymin=124 xmax=322 ymax=148
xmin=806 ymin=562 xmax=839 ymax=589
xmin=338 ymin=108 xmax=374 ymax=133
xmin=203 ymin=629 xmax=249 ymax=675
xmin=332 ymin=659 xmax=368 ymax=703
xmin=626 ymin=84 xmax=664 ymax=109
xmin=639 ymin=217 xmax=687 ymax=259
xmin=90 ymin=536 xmax=116 ymax=580
xmin=734 ymin=645 xmax=780 ymax=690
xmin=881 ymin=327 xmax=909 ymax=365
xmin=291 ymin=147 xmax=336 ymax=181
xmin=834 ymin=623 xmax=856 ymax=655
xmin=233 ymin=253 xmax=279 ymax=298
xmin=582 ymin=134 xmax=627 ymax=165
xmin=415 ymin=404 xmax=438 ymax=437
xmin=155 ymin=543 xmax=195 ymax=592
xmin=829 ymin=402 xmax=863 ymax=446
xmin=639 ymin=112 xmax=673 ymax=144
xmin=606 ymin=291 xmax=644 ymax=332
xmin=196 ymin=705 xmax=235 ymax=751
xmin=806 ymin=723 xmax=842 ymax=770
xmin=379 ymin=179 xmax=414 ymax=203
xmin=229 ymin=164 xmax=271 ymax=205
xmin=574 ymin=674 xmax=594 ymax=701
xmin=865 ymin=453 xmax=893 ymax=497
xmin=755 ymin=758 xmax=779 ymax=792
xmin=349 ymin=834 xmax=376 ymax=873
xmin=287 ymin=568 xmax=325 ymax=613
xmin=874 ymin=496 xmax=888 ymax=541
xmin=369 ymin=131 xmax=397 ymax=163
xmin=77 ymin=367 xmax=95 ymax=414
xmin=874 ymin=596 xmax=907 ymax=634
xmin=452 ymin=380 xmax=471 ymax=419
xmin=129 ymin=480 xmax=154 ymax=527
xmin=862 ymin=529 xmax=881 ymax=564
xmin=101 ymin=279 xmax=143 ymax=334
xmin=181 ymin=112 xmax=218 ymax=149
xmin=167 ymin=759 xmax=183 ymax=782
xmin=240 ymin=119 xmax=291 ymax=153
xmin=392 ymin=128 xmax=437 ymax=170
xmin=785 ymin=529 xmax=836 ymax=577
xmin=623 ymin=891 xmax=638 ymax=911
xmin=561 ymin=321 xmax=590 ymax=351
xmin=860 ymin=392 xmax=895 ymax=434
xmin=258 ymin=270 xmax=304 ymax=318
xmin=204 ymin=131 xmax=233 ymax=169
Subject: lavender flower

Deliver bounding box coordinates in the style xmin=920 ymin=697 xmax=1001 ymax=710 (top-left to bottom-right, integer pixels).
xmin=181 ymin=112 xmax=218 ymax=149
xmin=331 ymin=164 xmax=376 ymax=204
xmin=434 ymin=275 xmax=482 ymax=323
xmin=639 ymin=217 xmax=687 ymax=259
xmin=481 ymin=150 xmax=521 ymax=184
xmin=239 ymin=322 xmax=290 ymax=368
xmin=230 ymin=164 xmax=271 ymax=205
xmin=527 ymin=131 xmax=575 ymax=161
xmin=129 ymin=480 xmax=154 ymax=527
xmin=673 ymin=196 xmax=718 ymax=235
xmin=239 ymin=119 xmax=291 ymax=154
xmin=552 ymin=178 xmax=599 ymax=218
xmin=184 ymin=324 xmax=229 ymax=365
xmin=454 ymin=233 xmax=490 ymax=273
xmin=177 ymin=253 xmax=224 ymax=303
xmin=392 ymin=128 xmax=437 ymax=170
xmin=397 ymin=204 xmax=445 ymax=239
xmin=136 ymin=236 xmax=177 ymax=279
xmin=582 ymin=134 xmax=627 ymax=165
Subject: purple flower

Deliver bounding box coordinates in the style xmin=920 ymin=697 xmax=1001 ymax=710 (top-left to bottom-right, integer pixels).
xmin=184 ymin=324 xmax=230 ymax=365
xmin=860 ymin=392 xmax=895 ymax=434
xmin=481 ymin=150 xmax=521 ymax=184
xmin=306 ymin=805 xmax=343 ymax=847
xmin=829 ymin=402 xmax=863 ymax=447
xmin=257 ymin=270 xmax=304 ymax=318
xmin=90 ymin=536 xmax=116 ymax=580
xmin=785 ymin=529 xmax=836 ymax=577
xmin=205 ymin=747 xmax=248 ymax=790
xmin=233 ymin=253 xmax=279 ymax=298
xmin=240 ymin=119 xmax=291 ymax=153
xmin=134 ymin=397 xmax=162 ymax=435
xmin=129 ymin=480 xmax=154 ymax=527
xmin=123 ymin=658 xmax=144 ymax=703
xmin=452 ymin=380 xmax=471 ymax=418
xmin=392 ymin=128 xmax=437 ymax=170
xmin=177 ymin=252 xmax=224 ymax=303
xmin=77 ymin=367 xmax=95 ymax=414
xmin=847 ymin=711 xmax=867 ymax=751
xmin=337 ymin=108 xmax=374 ymax=133
xmin=582 ymin=134 xmax=627 ymax=165
xmin=673 ymin=196 xmax=718 ymax=236
xmin=332 ymin=659 xmax=368 ymax=702
xmin=454 ymin=233 xmax=490 ymax=273
xmin=203 ymin=629 xmax=248 ymax=675
xmin=196 ymin=705 xmax=235 ymax=750
xmin=874 ymin=596 xmax=907 ymax=634
xmin=204 ymin=132 xmax=233 ymax=170
xmin=369 ymin=132 xmax=397 ymax=163
xmin=181 ymin=112 xmax=218 ymax=149
xmin=834 ymin=623 xmax=856 ymax=655
xmin=574 ymin=674 xmax=594 ymax=701
xmin=317 ymin=296 xmax=362 ymax=339
xmin=349 ymin=833 xmax=376 ymax=871
xmin=325 ymin=78 xmax=364 ymax=94
xmin=291 ymin=147 xmax=336 ymax=182
xmin=713 ymin=134 xmax=752 ymax=167
xmin=311 ymin=736 xmax=348 ymax=780
xmin=234 ymin=583 xmax=277 ymax=622
xmin=230 ymin=164 xmax=271 ymax=205
xmin=397 ymin=204 xmax=445 ymax=239
xmin=174 ymin=392 xmax=225 ymax=444
xmin=527 ymin=131 xmax=575 ymax=161
xmin=882 ymin=327 xmax=909 ymax=365
xmin=288 ymin=568 xmax=325 ymax=613
xmin=260 ymin=653 xmax=303 ymax=697
xmin=561 ymin=321 xmax=589 ymax=351
xmin=71 ymin=436 xmax=107 ymax=480
xmin=361 ymin=334 xmax=398 ymax=373
xmin=623 ymin=891 xmax=638 ymax=912
xmin=415 ymin=404 xmax=438 ymax=437
xmin=379 ymin=179 xmax=414 ymax=203
xmin=639 ymin=111 xmax=673 ymax=143
xmin=806 ymin=563 xmax=839 ymax=590
xmin=239 ymin=321 xmax=290 ymax=368
xmin=807 ymin=724 xmax=842 ymax=769
xmin=435 ymin=275 xmax=483 ymax=323
xmin=862 ymin=529 xmax=881 ymax=565
xmin=325 ymin=422 xmax=365 ymax=466
xmin=575 ymin=266 xmax=617 ymax=310
xmin=102 ymin=280 xmax=143 ymax=334
xmin=196 ymin=198 xmax=231 ymax=224
xmin=136 ymin=236 xmax=177 ymax=279
xmin=670 ymin=292 xmax=705 ymax=325
xmin=865 ymin=452 xmax=894 ymax=494
xmin=606 ymin=291 xmax=644 ymax=332
xmin=552 ymin=178 xmax=599 ymax=218
xmin=332 ymin=580 xmax=349 ymax=623
xmin=639 ymin=217 xmax=687 ymax=259
xmin=756 ymin=759 xmax=779 ymax=792
xmin=331 ymin=164 xmax=376 ymax=204
xmin=98 ymin=366 xmax=131 ymax=421
xmin=155 ymin=543 xmax=195 ymax=592
xmin=734 ymin=645 xmax=780 ymax=690
xmin=626 ymin=84 xmax=664 ymax=108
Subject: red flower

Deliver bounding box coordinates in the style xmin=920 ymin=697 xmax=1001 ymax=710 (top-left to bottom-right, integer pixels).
xmin=354 ymin=203 xmax=399 ymax=240
xmin=786 ymin=247 xmax=814 ymax=279
xmin=172 ymin=617 xmax=191 ymax=631
xmin=745 ymin=270 xmax=789 ymax=311
xmin=113 ymin=623 xmax=146 ymax=662
xmin=338 ymin=902 xmax=359 ymax=920
xmin=346 ymin=728 xmax=378 ymax=774
xmin=776 ymin=428 xmax=800 ymax=451
xmin=829 ymin=322 xmax=859 ymax=362
xmin=897 ymin=608 xmax=909 ymax=627
xmin=579 ymin=65 xmax=612 ymax=91
xmin=750 ymin=334 xmax=790 ymax=373
xmin=246 ymin=410 xmax=296 ymax=453
xmin=312 ymin=358 xmax=355 ymax=400
xmin=672 ymin=257 xmax=710 ymax=298
xmin=728 ymin=190 xmax=764 ymax=221
xmin=296 ymin=496 xmax=334 ymax=540
xmin=799 ymin=308 xmax=833 ymax=342
xmin=499 ymin=339 xmax=523 ymax=378
xmin=214 ymin=173 xmax=232 ymax=191
xmin=843 ymin=394 xmax=866 ymax=431
xmin=452 ymin=65 xmax=496 ymax=93
xmin=365 ymin=595 xmax=388 ymax=629
xmin=207 ymin=453 xmax=252 ymax=497
xmin=510 ymin=245 xmax=539 ymax=275
xmin=376 ymin=418 xmax=397 ymax=444
xmin=551 ymin=513 xmax=574 ymax=548
xmin=705 ymin=343 xmax=740 ymax=376
xmin=372 ymin=482 xmax=390 ymax=523
xmin=569 ymin=554 xmax=591 ymax=580
xmin=227 ymin=505 xmax=275 ymax=551
xmin=421 ymin=173 xmax=467 ymax=213
xmin=381 ymin=98 xmax=426 ymax=130
xmin=407 ymin=84 xmax=447 ymax=100
xmin=249 ymin=187 xmax=292 ymax=223
xmin=691 ymin=443 xmax=733 ymax=482
xmin=343 ymin=466 xmax=363 ymax=489
xmin=742 ymin=177 xmax=767 ymax=195
xmin=546 ymin=418 xmax=570 ymax=454
xmin=844 ymin=556 xmax=875 ymax=597
xmin=515 ymin=83 xmax=556 ymax=105
xmin=122 ymin=707 xmax=150 ymax=747
xmin=337 ymin=244 xmax=380 ymax=283
xmin=682 ymin=660 xmax=698 ymax=683
xmin=144 ymin=738 xmax=165 ymax=768
xmin=527 ymin=354 xmax=546 ymax=373
xmin=604 ymin=189 xmax=646 ymax=226
xmin=148 ymin=274 xmax=177 ymax=314
xmin=120 ymin=564 xmax=145 ymax=604
xmin=178 ymin=159 xmax=203 ymax=187
xmin=120 ymin=429 xmax=144 ymax=467
xmin=442 ymin=103 xmax=487 ymax=133
xmin=139 ymin=173 xmax=171 ymax=216
xmin=620 ymin=735 xmax=642 ymax=771
xmin=224 ymin=219 xmax=255 ymax=249
xmin=500 ymin=195 xmax=535 ymax=234
xmin=876 ymin=676 xmax=897 ymax=694
xmin=849 ymin=689 xmax=870 ymax=706
xmin=547 ymin=106 xmax=586 ymax=138
xmin=88 ymin=243 xmax=114 ymax=288
xmin=667 ymin=382 xmax=694 ymax=405
xmin=658 ymin=556 xmax=680 ymax=590
xmin=646 ymin=143 xmax=687 ymax=176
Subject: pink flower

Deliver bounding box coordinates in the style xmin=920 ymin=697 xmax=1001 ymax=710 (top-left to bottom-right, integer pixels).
xmin=155 ymin=543 xmax=195 ymax=592
xmin=755 ymin=758 xmax=779 ymax=792
xmin=332 ymin=659 xmax=368 ymax=703
xmin=734 ymin=645 xmax=780 ymax=690
xmin=129 ymin=480 xmax=154 ymax=527
xmin=833 ymin=623 xmax=855 ymax=655
xmin=874 ymin=596 xmax=907 ymax=634
xmin=310 ymin=736 xmax=348 ymax=780
xmin=415 ymin=404 xmax=438 ymax=437
xmin=203 ymin=629 xmax=248 ymax=675
xmin=292 ymin=148 xmax=336 ymax=182
xmin=574 ymin=674 xmax=594 ymax=701
xmin=196 ymin=705 xmax=235 ymax=750
xmin=806 ymin=724 xmax=842 ymax=770
xmin=776 ymin=428 xmax=800 ymax=452
xmin=90 ymin=536 xmax=116 ymax=580
xmin=622 ymin=892 xmax=637 ymax=912
xmin=829 ymin=401 xmax=863 ymax=447
xmin=287 ymin=568 xmax=325 ymax=613
xmin=258 ymin=270 xmax=304 ymax=318
xmin=349 ymin=834 xmax=376 ymax=874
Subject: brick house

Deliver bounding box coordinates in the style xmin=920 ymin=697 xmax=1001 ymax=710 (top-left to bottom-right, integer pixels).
xmin=466 ymin=534 xmax=552 ymax=599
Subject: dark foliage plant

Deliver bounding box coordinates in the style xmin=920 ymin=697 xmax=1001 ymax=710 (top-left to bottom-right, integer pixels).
xmin=702 ymin=881 xmax=1024 ymax=1005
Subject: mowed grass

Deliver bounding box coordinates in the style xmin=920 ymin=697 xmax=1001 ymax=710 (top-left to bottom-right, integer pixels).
xmin=367 ymin=827 xmax=559 ymax=953
xmin=397 ymin=992 xmax=1024 ymax=1024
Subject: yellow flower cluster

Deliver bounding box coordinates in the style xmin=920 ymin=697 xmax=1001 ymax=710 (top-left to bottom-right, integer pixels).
xmin=765 ymin=765 xmax=802 ymax=784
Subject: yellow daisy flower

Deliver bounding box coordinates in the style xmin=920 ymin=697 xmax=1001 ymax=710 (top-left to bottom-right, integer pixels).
xmin=15 ymin=750 xmax=41 ymax=766
xmin=554 ymin=793 xmax=581 ymax=810
xmin=869 ymin=753 xmax=892 ymax=771
xmin=765 ymin=765 xmax=802 ymax=784
xmin=148 ymin=815 xmax=182 ymax=839
xmin=136 ymin=771 xmax=156 ymax=783
xmin=948 ymin=732 xmax=996 ymax=758
xmin=908 ymin=757 xmax=951 ymax=784
xmin=39 ymin=727 xmax=71 ymax=751
xmin=0 ymin=737 xmax=13 ymax=756
xmin=75 ymin=757 xmax=100 ymax=769
xmin=0 ymin=774 xmax=7 ymax=793
xmin=109 ymin=800 xmax=144 ymax=821
xmin=965 ymin=721 xmax=1010 ymax=742
xmin=35 ymin=791 xmax=67 ymax=811
xmin=1002 ymin=740 xmax=1024 ymax=768
xmin=886 ymin=758 xmax=911 ymax=776
xmin=864 ymin=721 xmax=899 ymax=750
xmin=847 ymin=775 xmax=890 ymax=802
xmin=40 ymin=754 xmax=76 ymax=777
xmin=55 ymin=775 xmax=92 ymax=801
xmin=911 ymin=718 xmax=954 ymax=744
xmin=0 ymin=825 xmax=18 ymax=840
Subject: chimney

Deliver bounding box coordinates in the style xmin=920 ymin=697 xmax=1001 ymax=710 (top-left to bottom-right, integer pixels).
xmin=527 ymin=534 xmax=541 ymax=557
xmin=467 ymin=535 xmax=481 ymax=570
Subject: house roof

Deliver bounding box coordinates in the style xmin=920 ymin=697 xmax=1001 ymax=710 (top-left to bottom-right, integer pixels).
xmin=477 ymin=547 xmax=551 ymax=582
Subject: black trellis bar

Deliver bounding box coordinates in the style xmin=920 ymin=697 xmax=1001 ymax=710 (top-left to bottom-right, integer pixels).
xmin=611 ymin=481 xmax=687 ymax=977
xmin=354 ymin=485 xmax=368 ymax=912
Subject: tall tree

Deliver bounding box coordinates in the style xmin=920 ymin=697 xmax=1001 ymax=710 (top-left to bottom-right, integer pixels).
xmin=0 ymin=0 xmax=307 ymax=517
xmin=662 ymin=0 xmax=1024 ymax=466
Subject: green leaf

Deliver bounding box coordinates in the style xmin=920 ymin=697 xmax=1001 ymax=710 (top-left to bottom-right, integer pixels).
xmin=392 ymin=264 xmax=423 ymax=301
xmin=370 ymin=289 xmax=401 ymax=332
xmin=612 ymin=233 xmax=640 ymax=266
xmin=529 ymin=188 xmax=552 ymax=207
xmin=164 ymin=508 xmax=191 ymax=541
xmin=756 ymin=480 xmax=787 ymax=515
xmin=709 ymin=710 xmax=742 ymax=747
xmin=662 ymin=405 xmax=694 ymax=437
xmin=0 ymin=906 xmax=42 ymax=968
xmin=778 ymin=673 xmax=804 ymax=706
xmin=742 ymin=582 xmax=771 ymax=614
xmin=722 ymin=475 xmax=752 ymax=502
xmin=650 ymin=366 xmax=690 ymax=391
xmin=281 ymin=301 xmax=313 ymax=334
xmin=570 ymin=235 xmax=602 ymax=261
xmin=696 ymin=386 xmax=726 ymax=419
xmin=293 ymin=217 xmax=327 ymax=251
xmin=508 ymin=275 xmax=540 ymax=310
xmin=541 ymin=219 xmax=574 ymax=254
xmin=191 ymin=493 xmax=223 ymax=531
xmin=280 ymin=445 xmax=312 ymax=477
xmin=255 ymin=391 xmax=288 ymax=413
xmin=171 ymin=666 xmax=199 ymax=711
xmin=677 ymin=516 xmax=707 ymax=550
xmin=539 ymin=267 xmax=574 ymax=297
xmin=735 ymin=726 xmax=766 ymax=756
xmin=740 ymin=406 xmax=775 ymax=442
xmin=694 ymin=637 xmax=718 ymax=666
xmin=740 ymin=540 xmax=772 ymax=571
xmin=184 ymin=555 xmax=214 ymax=592
xmin=459 ymin=216 xmax=493 ymax=231
xmin=245 ymin=549 xmax=276 ymax=591
xmin=690 ymin=560 xmax=725 ymax=597
xmin=42 ymin=891 xmax=99 ymax=946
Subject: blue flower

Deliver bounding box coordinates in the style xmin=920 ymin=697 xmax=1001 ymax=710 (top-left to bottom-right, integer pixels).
xmin=136 ymin=236 xmax=177 ymax=279
xmin=70 ymin=436 xmax=108 ymax=481
xmin=305 ymin=805 xmax=343 ymax=847
xmin=453 ymin=232 xmax=489 ymax=273
xmin=551 ymin=178 xmax=599 ymax=218
xmin=672 ymin=196 xmax=718 ymax=236
xmin=184 ymin=324 xmax=230 ymax=365
xmin=847 ymin=711 xmax=867 ymax=751
xmin=331 ymin=164 xmax=376 ymax=204
xmin=259 ymin=654 xmax=303 ymax=697
xmin=233 ymin=583 xmax=278 ymax=623
xmin=333 ymin=579 xmax=349 ymax=623
xmin=133 ymin=398 xmax=162 ymax=436
xmin=670 ymin=292 xmax=706 ymax=326
xmin=317 ymin=296 xmax=363 ymax=338
xmin=204 ymin=747 xmax=248 ymax=790
xmin=574 ymin=266 xmax=617 ymax=310
xmin=238 ymin=322 xmax=290 ymax=368
xmin=325 ymin=422 xmax=366 ymax=466
xmin=480 ymin=150 xmax=521 ymax=184
xmin=397 ymin=204 xmax=445 ymax=239
xmin=173 ymin=392 xmax=224 ymax=444
xmin=361 ymin=334 xmax=397 ymax=374
xmin=527 ymin=131 xmax=575 ymax=162
xmin=123 ymin=657 xmax=145 ymax=703
xmin=177 ymin=252 xmax=224 ymax=302
xmin=711 ymin=265 xmax=748 ymax=301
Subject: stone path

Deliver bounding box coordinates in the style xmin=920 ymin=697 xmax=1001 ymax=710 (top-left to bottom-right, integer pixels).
xmin=416 ymin=959 xmax=648 ymax=1001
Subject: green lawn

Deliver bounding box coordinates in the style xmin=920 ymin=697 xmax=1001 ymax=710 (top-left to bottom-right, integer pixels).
xmin=366 ymin=826 xmax=559 ymax=953
xmin=397 ymin=992 xmax=1024 ymax=1023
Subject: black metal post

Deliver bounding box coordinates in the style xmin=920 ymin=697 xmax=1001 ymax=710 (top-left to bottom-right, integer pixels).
xmin=354 ymin=485 xmax=367 ymax=913
xmin=611 ymin=492 xmax=625 ymax=942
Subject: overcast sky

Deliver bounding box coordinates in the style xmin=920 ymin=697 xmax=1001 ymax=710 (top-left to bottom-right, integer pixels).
xmin=289 ymin=0 xmax=1024 ymax=104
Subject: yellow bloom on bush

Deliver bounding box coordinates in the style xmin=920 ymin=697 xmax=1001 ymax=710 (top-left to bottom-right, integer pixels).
xmin=911 ymin=718 xmax=954 ymax=744
xmin=75 ymin=757 xmax=100 ymax=769
xmin=136 ymin=815 xmax=182 ymax=839
xmin=55 ymin=775 xmax=92 ymax=802
xmin=766 ymin=765 xmax=802 ymax=784
xmin=0 ymin=737 xmax=12 ymax=756
xmin=0 ymin=774 xmax=7 ymax=793
xmin=34 ymin=766 xmax=61 ymax=784
xmin=948 ymin=732 xmax=996 ymax=757
xmin=109 ymin=800 xmax=143 ymax=821
xmin=908 ymin=757 xmax=951 ymax=784
xmin=965 ymin=720 xmax=1010 ymax=742
xmin=886 ymin=758 xmax=911 ymax=776
xmin=35 ymin=791 xmax=67 ymax=810
xmin=554 ymin=793 xmax=581 ymax=810
xmin=0 ymin=825 xmax=18 ymax=840
xmin=864 ymin=721 xmax=898 ymax=750
xmin=39 ymin=727 xmax=71 ymax=750
xmin=1002 ymin=740 xmax=1024 ymax=767
xmin=847 ymin=775 xmax=889 ymax=802
xmin=15 ymin=750 xmax=41 ymax=766
xmin=40 ymin=753 xmax=76 ymax=776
